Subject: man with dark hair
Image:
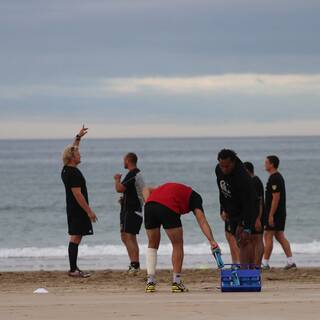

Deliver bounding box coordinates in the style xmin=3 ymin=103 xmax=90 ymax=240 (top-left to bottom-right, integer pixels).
xmin=262 ymin=155 xmax=296 ymax=270
xmin=114 ymin=152 xmax=145 ymax=274
xmin=61 ymin=126 xmax=97 ymax=278
xmin=215 ymin=149 xmax=258 ymax=265
xmin=143 ymin=183 xmax=219 ymax=293
xmin=244 ymin=162 xmax=265 ymax=266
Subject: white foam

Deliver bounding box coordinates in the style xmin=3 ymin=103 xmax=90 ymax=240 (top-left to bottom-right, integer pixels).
xmin=0 ymin=241 xmax=319 ymax=258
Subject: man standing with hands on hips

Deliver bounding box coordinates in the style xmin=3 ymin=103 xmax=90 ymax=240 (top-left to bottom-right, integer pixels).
xmin=61 ymin=125 xmax=97 ymax=278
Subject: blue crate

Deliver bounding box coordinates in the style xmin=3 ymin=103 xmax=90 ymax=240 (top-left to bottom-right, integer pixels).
xmin=220 ymin=264 xmax=262 ymax=292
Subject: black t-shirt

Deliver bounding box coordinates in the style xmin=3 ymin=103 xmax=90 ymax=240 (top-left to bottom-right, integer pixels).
xmin=252 ymin=175 xmax=265 ymax=218
xmin=121 ymin=168 xmax=145 ymax=213
xmin=215 ymin=158 xmax=259 ymax=229
xmin=61 ymin=165 xmax=89 ymax=217
xmin=265 ymin=172 xmax=286 ymax=217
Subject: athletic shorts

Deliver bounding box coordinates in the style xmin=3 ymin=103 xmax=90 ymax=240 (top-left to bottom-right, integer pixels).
xmin=67 ymin=212 xmax=94 ymax=236
xmin=264 ymin=213 xmax=286 ymax=232
xmin=144 ymin=202 xmax=182 ymax=230
xmin=120 ymin=210 xmax=143 ymax=235
xmin=224 ymin=219 xmax=239 ymax=235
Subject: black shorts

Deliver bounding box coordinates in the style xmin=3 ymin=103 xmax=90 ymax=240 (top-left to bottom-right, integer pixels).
xmin=264 ymin=214 xmax=286 ymax=231
xmin=144 ymin=202 xmax=182 ymax=230
xmin=67 ymin=212 xmax=94 ymax=236
xmin=120 ymin=210 xmax=143 ymax=235
xmin=224 ymin=219 xmax=239 ymax=235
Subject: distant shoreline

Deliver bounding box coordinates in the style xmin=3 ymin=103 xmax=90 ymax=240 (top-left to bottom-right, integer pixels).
xmin=0 ymin=135 xmax=320 ymax=141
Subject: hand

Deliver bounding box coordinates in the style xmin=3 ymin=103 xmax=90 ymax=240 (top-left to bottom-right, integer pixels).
xmin=268 ymin=215 xmax=274 ymax=227
xmin=114 ymin=173 xmax=122 ymax=181
xmin=88 ymin=211 xmax=97 ymax=223
xmin=221 ymin=211 xmax=229 ymax=222
xmin=77 ymin=125 xmax=88 ymax=138
xmin=210 ymin=240 xmax=219 ymax=250
xmin=255 ymin=218 xmax=262 ymax=232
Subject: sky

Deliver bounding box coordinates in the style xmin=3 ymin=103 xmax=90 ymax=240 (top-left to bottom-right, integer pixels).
xmin=0 ymin=0 xmax=320 ymax=139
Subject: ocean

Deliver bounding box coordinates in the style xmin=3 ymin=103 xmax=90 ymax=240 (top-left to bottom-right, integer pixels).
xmin=0 ymin=136 xmax=319 ymax=271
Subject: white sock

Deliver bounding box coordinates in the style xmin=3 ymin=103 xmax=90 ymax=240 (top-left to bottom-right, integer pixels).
xmin=287 ymin=257 xmax=294 ymax=265
xmin=262 ymin=259 xmax=269 ymax=266
xmin=146 ymin=248 xmax=157 ymax=283
xmin=173 ymin=273 xmax=181 ymax=284
xmin=147 ymin=275 xmax=156 ymax=284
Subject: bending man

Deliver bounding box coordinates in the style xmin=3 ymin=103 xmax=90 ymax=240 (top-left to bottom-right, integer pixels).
xmin=143 ymin=182 xmax=219 ymax=293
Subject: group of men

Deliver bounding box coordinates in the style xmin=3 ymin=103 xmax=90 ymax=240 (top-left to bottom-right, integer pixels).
xmin=61 ymin=126 xmax=296 ymax=292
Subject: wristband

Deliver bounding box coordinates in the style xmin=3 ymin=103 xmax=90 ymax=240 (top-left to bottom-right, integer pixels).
xmin=76 ymin=134 xmax=81 ymax=141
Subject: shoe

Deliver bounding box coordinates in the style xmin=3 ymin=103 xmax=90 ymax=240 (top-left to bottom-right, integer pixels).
xmin=261 ymin=264 xmax=271 ymax=271
xmin=172 ymin=282 xmax=189 ymax=293
xmin=145 ymin=282 xmax=156 ymax=293
xmin=68 ymin=269 xmax=91 ymax=278
xmin=128 ymin=265 xmax=140 ymax=275
xmin=284 ymin=263 xmax=297 ymax=270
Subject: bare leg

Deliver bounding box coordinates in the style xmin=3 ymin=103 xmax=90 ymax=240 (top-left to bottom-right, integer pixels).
xmin=121 ymin=232 xmax=140 ymax=263
xmin=225 ymin=231 xmax=240 ymax=264
xmin=239 ymin=237 xmax=255 ymax=266
xmin=146 ymin=228 xmax=161 ymax=249
xmin=252 ymin=234 xmax=264 ymax=266
xmin=165 ymin=227 xmax=184 ymax=273
xmin=275 ymin=231 xmax=293 ymax=258
xmin=70 ymin=235 xmax=82 ymax=244
xmin=263 ymin=231 xmax=275 ymax=260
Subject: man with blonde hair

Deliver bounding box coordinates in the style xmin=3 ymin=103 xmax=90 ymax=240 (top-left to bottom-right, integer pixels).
xmin=61 ymin=125 xmax=97 ymax=277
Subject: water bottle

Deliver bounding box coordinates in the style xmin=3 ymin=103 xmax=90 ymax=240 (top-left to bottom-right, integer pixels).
xmin=231 ymin=270 xmax=241 ymax=286
xmin=211 ymin=246 xmax=224 ymax=269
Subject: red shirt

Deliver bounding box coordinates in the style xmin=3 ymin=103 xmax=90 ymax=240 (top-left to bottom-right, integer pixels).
xmin=146 ymin=183 xmax=193 ymax=215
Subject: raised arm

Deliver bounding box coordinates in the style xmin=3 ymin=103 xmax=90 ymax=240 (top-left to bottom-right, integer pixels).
xmin=72 ymin=125 xmax=88 ymax=148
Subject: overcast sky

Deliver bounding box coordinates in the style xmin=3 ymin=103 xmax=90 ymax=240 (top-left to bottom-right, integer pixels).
xmin=1 ymin=0 xmax=320 ymax=138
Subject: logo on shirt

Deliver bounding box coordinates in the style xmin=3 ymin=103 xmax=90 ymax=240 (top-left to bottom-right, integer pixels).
xmin=220 ymin=180 xmax=232 ymax=198
xmin=272 ymin=185 xmax=278 ymax=191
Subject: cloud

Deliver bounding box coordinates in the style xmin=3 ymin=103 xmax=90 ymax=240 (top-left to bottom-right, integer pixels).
xmin=1 ymin=74 xmax=320 ymax=99
xmin=1 ymin=119 xmax=320 ymax=139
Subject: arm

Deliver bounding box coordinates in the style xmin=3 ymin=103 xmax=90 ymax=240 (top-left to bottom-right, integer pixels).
xmin=268 ymin=192 xmax=280 ymax=226
xmin=72 ymin=125 xmax=88 ymax=148
xmin=71 ymin=187 xmax=97 ymax=222
xmin=114 ymin=174 xmax=126 ymax=193
xmin=239 ymin=180 xmax=256 ymax=231
xmin=194 ymin=209 xmax=218 ymax=248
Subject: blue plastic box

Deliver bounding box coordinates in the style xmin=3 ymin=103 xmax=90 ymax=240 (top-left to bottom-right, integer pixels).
xmin=220 ymin=264 xmax=262 ymax=292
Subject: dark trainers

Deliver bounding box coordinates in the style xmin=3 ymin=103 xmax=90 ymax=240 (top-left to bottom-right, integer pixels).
xmin=284 ymin=263 xmax=297 ymax=270
xmin=261 ymin=264 xmax=271 ymax=271
xmin=68 ymin=269 xmax=91 ymax=278
xmin=128 ymin=265 xmax=140 ymax=275
xmin=172 ymin=282 xmax=189 ymax=293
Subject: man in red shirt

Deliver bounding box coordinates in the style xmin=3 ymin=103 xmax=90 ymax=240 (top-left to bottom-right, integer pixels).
xmin=143 ymin=182 xmax=219 ymax=293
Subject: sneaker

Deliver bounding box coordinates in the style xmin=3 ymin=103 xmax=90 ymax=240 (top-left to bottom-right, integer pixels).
xmin=128 ymin=265 xmax=140 ymax=275
xmin=284 ymin=263 xmax=297 ymax=270
xmin=172 ymin=282 xmax=189 ymax=293
xmin=261 ymin=264 xmax=271 ymax=271
xmin=145 ymin=282 xmax=156 ymax=293
xmin=68 ymin=269 xmax=91 ymax=278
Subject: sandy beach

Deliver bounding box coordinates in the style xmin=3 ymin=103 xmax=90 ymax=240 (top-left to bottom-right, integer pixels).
xmin=0 ymin=268 xmax=319 ymax=320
